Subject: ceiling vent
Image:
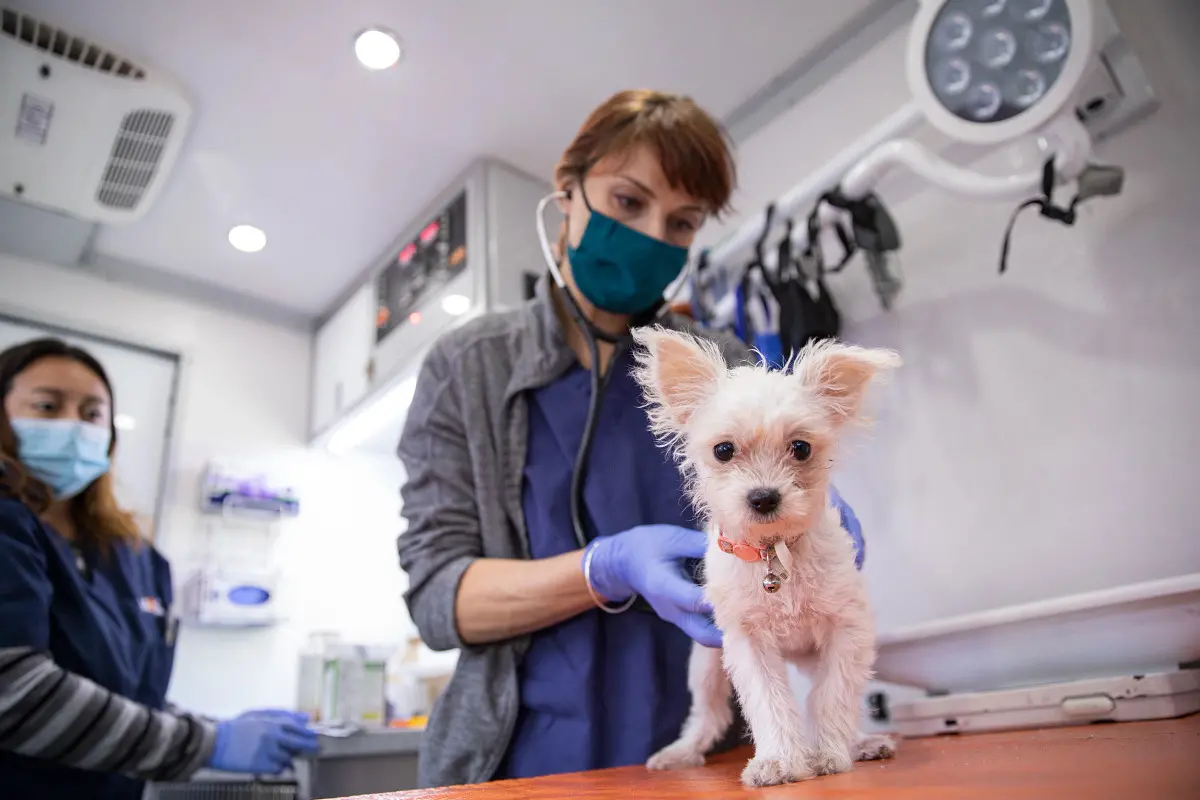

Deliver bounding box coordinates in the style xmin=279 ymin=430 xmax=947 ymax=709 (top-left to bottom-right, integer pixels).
xmin=1 ymin=8 xmax=146 ymax=80
xmin=0 ymin=7 xmax=192 ymax=225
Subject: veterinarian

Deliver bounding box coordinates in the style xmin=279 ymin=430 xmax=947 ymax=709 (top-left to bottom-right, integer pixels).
xmin=396 ymin=89 xmax=867 ymax=788
xmin=0 ymin=338 xmax=320 ymax=800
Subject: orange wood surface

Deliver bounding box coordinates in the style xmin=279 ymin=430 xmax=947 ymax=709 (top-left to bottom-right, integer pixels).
xmin=340 ymin=714 xmax=1200 ymax=799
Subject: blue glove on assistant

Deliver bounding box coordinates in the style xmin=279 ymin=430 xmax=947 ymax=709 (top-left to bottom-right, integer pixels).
xmin=208 ymin=709 xmax=320 ymax=775
xmin=829 ymin=485 xmax=865 ymax=570
xmin=585 ymin=525 xmax=722 ymax=649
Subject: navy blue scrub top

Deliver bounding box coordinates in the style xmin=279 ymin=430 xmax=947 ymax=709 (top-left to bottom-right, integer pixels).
xmin=496 ymin=348 xmax=697 ymax=779
xmin=496 ymin=348 xmax=869 ymax=780
xmin=0 ymin=497 xmax=177 ymax=800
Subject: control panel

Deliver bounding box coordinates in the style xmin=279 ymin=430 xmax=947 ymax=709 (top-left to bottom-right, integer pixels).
xmin=374 ymin=191 xmax=468 ymax=343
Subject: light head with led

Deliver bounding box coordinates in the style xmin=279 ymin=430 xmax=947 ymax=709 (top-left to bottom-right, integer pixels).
xmin=908 ymin=0 xmax=1097 ymax=146
xmin=828 ymin=0 xmax=1124 ymax=291
xmin=696 ymin=0 xmax=1127 ymax=320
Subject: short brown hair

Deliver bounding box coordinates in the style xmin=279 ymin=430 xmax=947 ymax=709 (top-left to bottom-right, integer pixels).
xmin=555 ymin=89 xmax=737 ymax=218
xmin=0 ymin=338 xmax=142 ymax=553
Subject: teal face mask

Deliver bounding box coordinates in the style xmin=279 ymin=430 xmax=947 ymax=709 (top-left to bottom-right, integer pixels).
xmin=11 ymin=418 xmax=112 ymax=500
xmin=566 ymin=190 xmax=690 ymax=316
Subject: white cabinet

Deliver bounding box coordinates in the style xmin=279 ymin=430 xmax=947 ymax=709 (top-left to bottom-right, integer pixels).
xmin=311 ymin=283 xmax=376 ymax=437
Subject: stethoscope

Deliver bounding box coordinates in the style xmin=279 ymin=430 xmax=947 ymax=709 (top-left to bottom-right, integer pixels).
xmin=534 ymin=189 xmax=695 ymax=551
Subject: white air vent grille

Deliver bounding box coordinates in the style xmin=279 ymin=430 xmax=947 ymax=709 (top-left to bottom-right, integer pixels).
xmin=1 ymin=7 xmax=146 ymax=79
xmin=96 ymin=110 xmax=175 ymax=210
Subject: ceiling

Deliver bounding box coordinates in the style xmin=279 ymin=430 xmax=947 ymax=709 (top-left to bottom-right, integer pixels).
xmin=10 ymin=0 xmax=884 ymax=322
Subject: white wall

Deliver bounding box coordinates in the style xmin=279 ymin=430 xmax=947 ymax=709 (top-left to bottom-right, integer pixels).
xmin=0 ymin=255 xmax=413 ymax=718
xmin=709 ymin=1 xmax=1200 ymax=634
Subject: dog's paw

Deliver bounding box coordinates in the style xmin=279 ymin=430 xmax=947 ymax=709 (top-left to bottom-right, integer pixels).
xmin=740 ymin=755 xmax=814 ymax=787
xmin=811 ymin=746 xmax=854 ymax=777
xmin=854 ymin=733 xmax=897 ymax=762
xmin=646 ymin=742 xmax=706 ymax=771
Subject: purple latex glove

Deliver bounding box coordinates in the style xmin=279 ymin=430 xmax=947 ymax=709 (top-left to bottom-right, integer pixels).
xmin=585 ymin=525 xmax=721 ymax=648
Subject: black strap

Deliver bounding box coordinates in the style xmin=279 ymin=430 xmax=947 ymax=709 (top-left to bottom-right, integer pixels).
xmin=807 ymin=191 xmax=857 ymax=274
xmin=999 ymin=158 xmax=1081 ymax=274
xmin=733 ymin=203 xmax=777 ymax=344
xmin=753 ymin=203 xmax=776 ymax=271
xmin=767 ymin=218 xmax=791 ymax=294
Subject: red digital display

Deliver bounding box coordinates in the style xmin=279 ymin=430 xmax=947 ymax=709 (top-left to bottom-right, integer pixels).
xmin=419 ymin=220 xmax=440 ymax=244
xmin=374 ymin=191 xmax=467 ymax=345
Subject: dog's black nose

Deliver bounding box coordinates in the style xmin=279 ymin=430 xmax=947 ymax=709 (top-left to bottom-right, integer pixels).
xmin=747 ymin=488 xmax=781 ymax=515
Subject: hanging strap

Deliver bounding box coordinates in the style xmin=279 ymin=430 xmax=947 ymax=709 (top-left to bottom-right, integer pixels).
xmin=753 ymin=203 xmax=777 ymax=270
xmin=732 ymin=204 xmax=777 ymax=345
xmin=999 ymin=158 xmax=1082 ymax=274
xmin=767 ymin=218 xmax=792 ymax=292
xmin=806 ymin=191 xmax=859 ymax=274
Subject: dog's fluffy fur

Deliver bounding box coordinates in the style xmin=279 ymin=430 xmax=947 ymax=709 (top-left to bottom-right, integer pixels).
xmin=630 ymin=327 xmax=901 ymax=787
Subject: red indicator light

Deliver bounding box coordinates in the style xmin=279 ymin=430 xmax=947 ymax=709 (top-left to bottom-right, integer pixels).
xmin=419 ymin=220 xmax=440 ymax=244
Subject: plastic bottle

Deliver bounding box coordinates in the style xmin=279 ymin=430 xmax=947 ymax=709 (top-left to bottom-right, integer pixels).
xmin=317 ymin=642 xmax=388 ymax=726
xmin=296 ymin=631 xmax=340 ymax=721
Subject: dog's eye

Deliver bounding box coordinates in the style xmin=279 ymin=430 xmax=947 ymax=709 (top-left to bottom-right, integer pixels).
xmin=713 ymin=441 xmax=736 ymax=463
xmin=791 ymin=440 xmax=812 ymax=461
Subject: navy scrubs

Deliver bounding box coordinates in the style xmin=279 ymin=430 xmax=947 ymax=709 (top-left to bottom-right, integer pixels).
xmin=496 ymin=350 xmax=869 ymax=779
xmin=496 ymin=349 xmax=696 ymax=779
xmin=0 ymin=497 xmax=178 ymax=800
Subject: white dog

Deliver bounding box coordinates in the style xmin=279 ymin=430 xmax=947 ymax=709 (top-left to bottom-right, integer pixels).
xmin=631 ymin=327 xmax=901 ymax=788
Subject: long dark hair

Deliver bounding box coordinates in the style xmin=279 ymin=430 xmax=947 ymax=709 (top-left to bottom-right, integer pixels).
xmin=0 ymin=337 xmax=141 ymax=551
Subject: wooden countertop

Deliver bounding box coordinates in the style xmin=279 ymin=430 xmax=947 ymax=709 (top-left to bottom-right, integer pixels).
xmin=342 ymin=714 xmax=1200 ymax=799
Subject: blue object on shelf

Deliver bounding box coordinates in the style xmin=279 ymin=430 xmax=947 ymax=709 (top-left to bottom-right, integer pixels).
xmin=227 ymin=585 xmax=272 ymax=606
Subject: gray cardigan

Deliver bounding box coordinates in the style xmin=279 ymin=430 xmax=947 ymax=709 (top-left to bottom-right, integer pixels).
xmin=395 ymin=277 xmax=751 ymax=788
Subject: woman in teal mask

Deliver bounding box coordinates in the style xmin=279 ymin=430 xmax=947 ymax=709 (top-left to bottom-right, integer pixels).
xmin=0 ymin=337 xmax=319 ymax=799
xmin=395 ymin=89 xmax=867 ymax=788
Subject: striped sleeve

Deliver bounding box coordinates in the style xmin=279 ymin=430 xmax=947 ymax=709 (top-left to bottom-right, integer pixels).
xmin=0 ymin=647 xmax=218 ymax=781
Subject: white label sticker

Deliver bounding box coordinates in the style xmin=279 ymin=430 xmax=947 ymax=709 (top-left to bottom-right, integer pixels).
xmin=16 ymin=93 xmax=54 ymax=145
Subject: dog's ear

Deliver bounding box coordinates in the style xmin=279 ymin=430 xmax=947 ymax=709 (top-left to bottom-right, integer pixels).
xmin=793 ymin=339 xmax=901 ymax=426
xmin=631 ymin=326 xmax=726 ymax=434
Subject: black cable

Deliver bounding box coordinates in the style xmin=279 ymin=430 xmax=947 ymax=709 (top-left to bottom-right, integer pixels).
xmin=556 ymin=282 xmax=623 ymax=550
xmin=554 ymin=179 xmax=683 ymax=612
xmin=998 ymin=158 xmax=1079 ymax=274
xmin=560 ymin=285 xmax=664 ymax=616
xmin=569 ymin=316 xmax=608 ymax=549
xmin=810 ymin=190 xmax=858 ymax=274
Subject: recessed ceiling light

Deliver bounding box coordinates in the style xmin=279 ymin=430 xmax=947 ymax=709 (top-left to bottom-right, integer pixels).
xmin=228 ymin=224 xmax=266 ymax=253
xmin=355 ymin=28 xmax=402 ymax=70
xmin=441 ymin=294 xmax=471 ymax=316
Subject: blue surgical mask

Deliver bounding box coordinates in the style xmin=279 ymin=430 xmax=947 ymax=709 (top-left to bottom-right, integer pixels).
xmin=11 ymin=418 xmax=112 ymax=500
xmin=565 ymin=190 xmax=690 ymax=316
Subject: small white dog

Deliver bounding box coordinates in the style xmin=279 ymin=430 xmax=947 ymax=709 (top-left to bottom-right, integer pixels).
xmin=631 ymin=326 xmax=901 ymax=788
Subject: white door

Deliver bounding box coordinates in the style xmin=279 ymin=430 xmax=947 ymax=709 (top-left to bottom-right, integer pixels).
xmin=0 ymin=314 xmax=180 ymax=539
xmin=310 ymin=283 xmax=376 ymax=438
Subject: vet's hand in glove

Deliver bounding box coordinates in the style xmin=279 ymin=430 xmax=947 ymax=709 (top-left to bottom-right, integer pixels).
xmin=829 ymin=485 xmax=865 ymax=570
xmin=207 ymin=709 xmax=320 ymax=774
xmin=585 ymin=525 xmax=722 ymax=649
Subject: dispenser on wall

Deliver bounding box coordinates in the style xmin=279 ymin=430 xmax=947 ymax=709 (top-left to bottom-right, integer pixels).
xmin=178 ymin=462 xmax=297 ymax=628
